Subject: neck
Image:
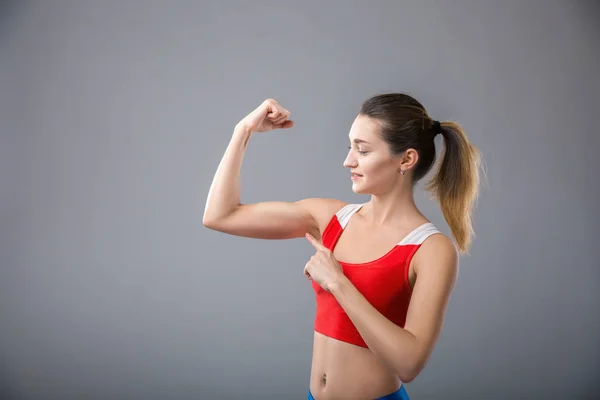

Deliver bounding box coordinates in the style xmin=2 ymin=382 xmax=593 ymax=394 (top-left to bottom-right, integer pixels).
xmin=361 ymin=184 xmax=422 ymax=226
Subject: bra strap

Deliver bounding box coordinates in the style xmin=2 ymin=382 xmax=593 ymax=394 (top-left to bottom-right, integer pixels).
xmin=336 ymin=203 xmax=364 ymax=229
xmin=398 ymin=223 xmax=441 ymax=246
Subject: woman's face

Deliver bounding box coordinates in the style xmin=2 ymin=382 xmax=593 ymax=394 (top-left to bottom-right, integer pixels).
xmin=343 ymin=115 xmax=403 ymax=195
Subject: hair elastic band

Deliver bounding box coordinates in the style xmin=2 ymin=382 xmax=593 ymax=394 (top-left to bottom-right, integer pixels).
xmin=432 ymin=120 xmax=442 ymax=137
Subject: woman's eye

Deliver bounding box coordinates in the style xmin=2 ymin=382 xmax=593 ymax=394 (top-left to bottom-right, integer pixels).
xmin=348 ymin=145 xmax=368 ymax=155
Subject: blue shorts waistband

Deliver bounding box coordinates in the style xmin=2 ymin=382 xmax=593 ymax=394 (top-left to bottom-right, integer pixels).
xmin=308 ymin=384 xmax=410 ymax=400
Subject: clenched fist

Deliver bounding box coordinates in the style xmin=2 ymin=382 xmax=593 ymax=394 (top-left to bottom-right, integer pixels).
xmin=235 ymin=98 xmax=294 ymax=135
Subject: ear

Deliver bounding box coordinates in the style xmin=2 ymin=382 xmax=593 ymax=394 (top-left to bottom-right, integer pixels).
xmin=398 ymin=148 xmax=419 ymax=172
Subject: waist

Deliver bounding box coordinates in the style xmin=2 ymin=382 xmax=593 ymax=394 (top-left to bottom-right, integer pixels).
xmin=310 ymin=331 xmax=402 ymax=399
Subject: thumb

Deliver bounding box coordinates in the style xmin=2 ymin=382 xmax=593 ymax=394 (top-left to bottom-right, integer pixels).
xmin=275 ymin=120 xmax=294 ymax=129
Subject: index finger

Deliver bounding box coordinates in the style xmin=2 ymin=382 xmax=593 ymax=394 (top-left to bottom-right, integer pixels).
xmin=305 ymin=233 xmax=326 ymax=251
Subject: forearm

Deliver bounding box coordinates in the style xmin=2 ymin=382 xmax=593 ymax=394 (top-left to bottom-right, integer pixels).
xmin=203 ymin=126 xmax=252 ymax=224
xmin=330 ymin=277 xmax=420 ymax=382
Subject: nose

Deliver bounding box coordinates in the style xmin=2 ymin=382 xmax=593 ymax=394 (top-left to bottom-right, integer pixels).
xmin=343 ymin=150 xmax=357 ymax=169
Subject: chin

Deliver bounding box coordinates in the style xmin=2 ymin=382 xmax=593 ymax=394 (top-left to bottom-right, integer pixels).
xmin=351 ymin=183 xmax=369 ymax=194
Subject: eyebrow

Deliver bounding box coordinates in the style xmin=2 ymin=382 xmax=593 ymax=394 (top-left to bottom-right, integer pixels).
xmin=350 ymin=138 xmax=371 ymax=144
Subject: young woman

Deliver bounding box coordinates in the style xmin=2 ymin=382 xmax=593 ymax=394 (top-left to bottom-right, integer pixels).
xmin=203 ymin=94 xmax=482 ymax=400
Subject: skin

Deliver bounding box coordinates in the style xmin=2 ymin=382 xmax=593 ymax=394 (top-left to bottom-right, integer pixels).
xmin=203 ymin=99 xmax=459 ymax=400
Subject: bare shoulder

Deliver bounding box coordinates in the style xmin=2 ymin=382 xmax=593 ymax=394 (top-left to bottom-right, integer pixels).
xmin=414 ymin=232 xmax=459 ymax=276
xmin=296 ymin=197 xmax=348 ymax=238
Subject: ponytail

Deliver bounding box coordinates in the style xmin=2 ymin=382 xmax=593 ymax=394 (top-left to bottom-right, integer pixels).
xmin=425 ymin=121 xmax=482 ymax=254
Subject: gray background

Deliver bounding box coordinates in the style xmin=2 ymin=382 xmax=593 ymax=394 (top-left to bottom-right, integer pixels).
xmin=1 ymin=1 xmax=598 ymax=399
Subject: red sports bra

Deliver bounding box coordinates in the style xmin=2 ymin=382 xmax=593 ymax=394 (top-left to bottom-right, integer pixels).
xmin=312 ymin=203 xmax=441 ymax=348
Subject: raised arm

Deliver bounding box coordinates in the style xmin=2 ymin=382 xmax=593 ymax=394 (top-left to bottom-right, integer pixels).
xmin=202 ymin=98 xmax=345 ymax=240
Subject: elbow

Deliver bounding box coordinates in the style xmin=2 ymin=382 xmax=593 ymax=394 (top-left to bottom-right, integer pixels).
xmin=398 ymin=370 xmax=419 ymax=384
xmin=397 ymin=359 xmax=425 ymax=384
xmin=399 ymin=371 xmax=418 ymax=384
xmin=203 ymin=204 xmax=239 ymax=230
xmin=202 ymin=213 xmax=213 ymax=228
xmin=202 ymin=208 xmax=224 ymax=229
xmin=202 ymin=213 xmax=220 ymax=230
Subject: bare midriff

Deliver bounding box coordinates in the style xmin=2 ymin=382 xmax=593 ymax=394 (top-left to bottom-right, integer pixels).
xmin=308 ymin=331 xmax=402 ymax=400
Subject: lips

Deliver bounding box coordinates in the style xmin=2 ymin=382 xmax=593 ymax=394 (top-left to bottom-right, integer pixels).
xmin=351 ymin=173 xmax=363 ymax=179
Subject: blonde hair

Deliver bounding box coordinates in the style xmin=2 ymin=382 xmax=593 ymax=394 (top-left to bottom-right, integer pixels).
xmin=425 ymin=121 xmax=482 ymax=254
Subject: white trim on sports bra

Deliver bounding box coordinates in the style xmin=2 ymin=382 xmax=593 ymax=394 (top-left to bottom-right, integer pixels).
xmin=336 ymin=203 xmax=364 ymax=229
xmin=398 ymin=223 xmax=441 ymax=246
xmin=336 ymin=203 xmax=441 ymax=245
